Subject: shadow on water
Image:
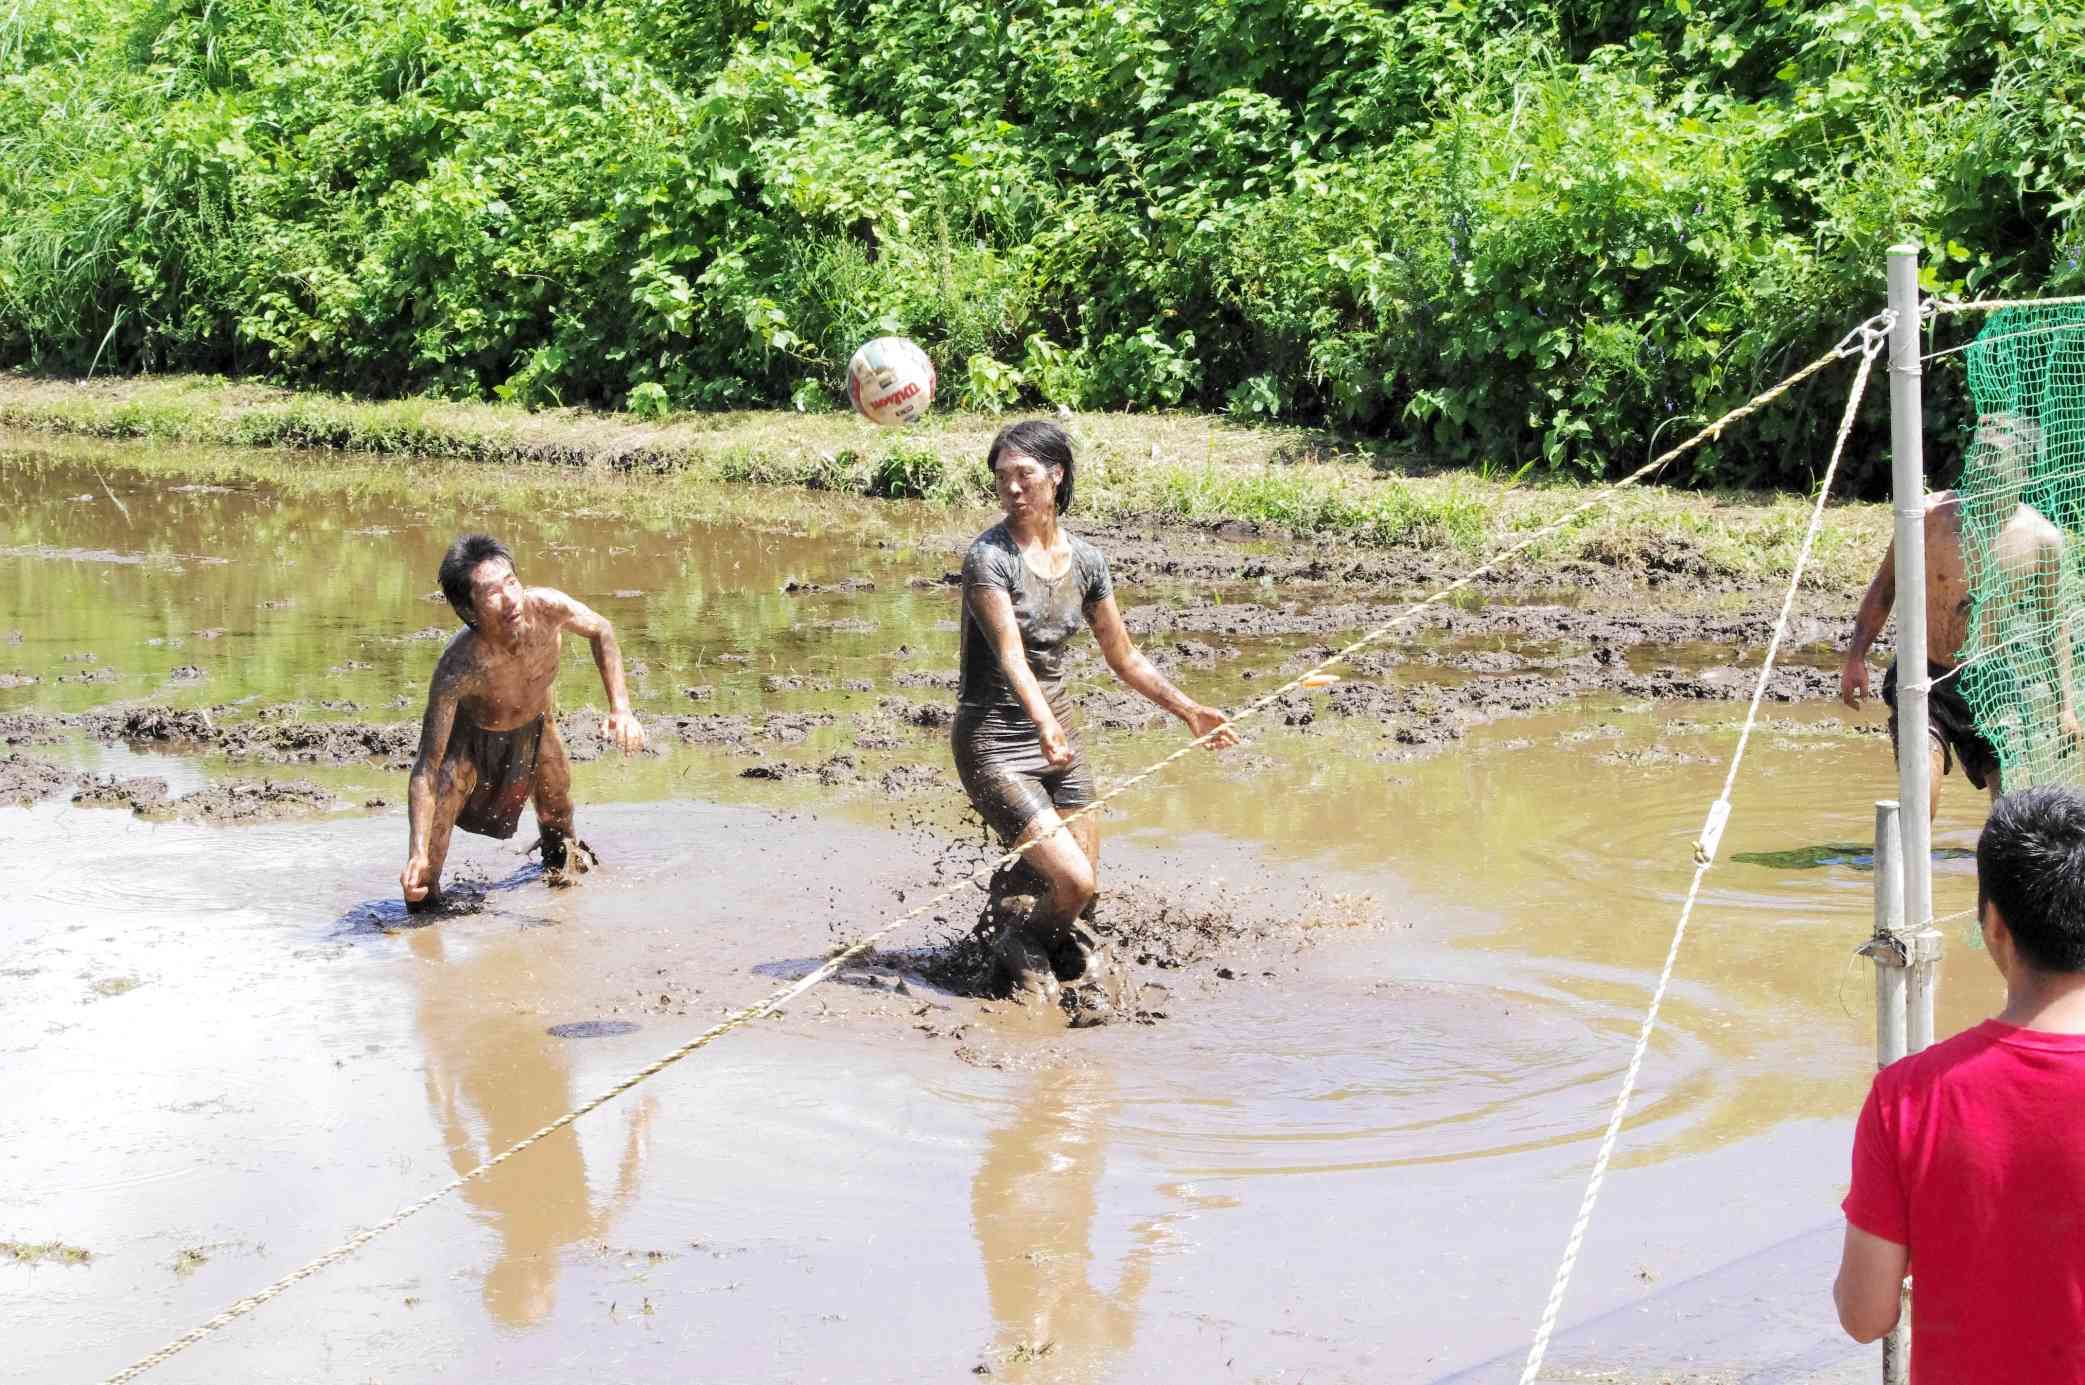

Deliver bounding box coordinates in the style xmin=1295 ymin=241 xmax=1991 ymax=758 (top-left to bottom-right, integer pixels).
xmin=408 ymin=926 xmax=653 ymax=1327
xmin=331 ymin=863 xmax=549 ymax=934
xmin=1729 ymin=843 xmax=1978 ymax=871
xmin=971 ymin=1066 xmax=1234 ymax=1381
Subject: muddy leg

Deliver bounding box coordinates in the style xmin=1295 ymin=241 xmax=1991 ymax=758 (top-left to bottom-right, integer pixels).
xmin=1927 ymin=739 xmax=1945 ymax=825
xmin=1054 ymin=811 xmax=1125 ymax=1025
xmin=1016 ymin=810 xmax=1096 ymax=938
xmin=987 ymin=810 xmax=1093 ymax=1008
xmin=409 ymin=750 xmax=477 ymax=914
xmin=532 ymin=718 xmax=581 ymax=877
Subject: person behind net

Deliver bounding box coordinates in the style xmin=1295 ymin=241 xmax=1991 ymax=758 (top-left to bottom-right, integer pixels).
xmin=953 ymin=420 xmax=1237 ymax=1021
xmin=1834 ymin=784 xmax=2085 ymax=1378
xmin=1839 ymin=412 xmax=2079 ymax=821
xmin=400 ymin=534 xmax=646 ymax=912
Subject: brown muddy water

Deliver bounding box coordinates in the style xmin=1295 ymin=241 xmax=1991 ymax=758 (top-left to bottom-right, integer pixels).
xmin=2 ymin=431 xmax=1997 ymax=1384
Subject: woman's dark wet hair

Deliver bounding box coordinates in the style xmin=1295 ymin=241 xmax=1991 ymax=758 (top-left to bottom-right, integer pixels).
xmin=1978 ymin=785 xmax=2085 ymax=973
xmin=438 ymin=534 xmax=514 ymax=628
xmin=987 ymin=419 xmax=1076 ymax=514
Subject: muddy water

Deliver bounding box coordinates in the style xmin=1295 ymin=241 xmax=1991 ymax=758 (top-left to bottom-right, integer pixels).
xmin=3 ymin=433 xmax=1996 ymax=1384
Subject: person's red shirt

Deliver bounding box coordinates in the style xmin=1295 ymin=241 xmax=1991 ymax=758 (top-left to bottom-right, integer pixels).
xmin=1844 ymin=1019 xmax=2085 ymax=1382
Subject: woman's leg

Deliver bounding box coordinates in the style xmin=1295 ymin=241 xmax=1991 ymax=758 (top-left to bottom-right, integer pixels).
xmin=1013 ymin=807 xmax=1097 ymax=936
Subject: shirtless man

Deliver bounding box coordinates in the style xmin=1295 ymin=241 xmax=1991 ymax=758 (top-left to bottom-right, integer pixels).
xmin=400 ymin=534 xmax=646 ymax=911
xmin=1841 ymin=413 xmax=2079 ymax=821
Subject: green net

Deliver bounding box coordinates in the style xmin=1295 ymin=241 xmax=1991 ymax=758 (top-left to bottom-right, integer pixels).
xmin=1956 ymin=303 xmax=2085 ymax=791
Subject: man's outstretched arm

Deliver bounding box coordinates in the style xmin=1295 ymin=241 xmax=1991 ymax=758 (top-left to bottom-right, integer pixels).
xmin=544 ymin=590 xmax=645 ymax=753
xmin=403 ymin=662 xmax=463 ymax=902
xmin=1842 ymin=541 xmax=1898 ymax=708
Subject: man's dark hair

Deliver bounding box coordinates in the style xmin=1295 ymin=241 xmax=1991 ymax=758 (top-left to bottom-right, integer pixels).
xmin=1978 ymin=785 xmax=2085 ymax=973
xmin=987 ymin=419 xmax=1077 ymax=514
xmin=438 ymin=534 xmax=514 ymax=628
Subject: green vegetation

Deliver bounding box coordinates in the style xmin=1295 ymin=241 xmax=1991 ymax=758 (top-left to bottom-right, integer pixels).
xmin=1 ymin=0 xmax=2079 ymax=489
xmin=0 ymin=374 xmax=1887 ymax=585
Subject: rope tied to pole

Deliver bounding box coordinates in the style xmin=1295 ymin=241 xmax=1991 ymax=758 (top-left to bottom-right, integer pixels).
xmin=1516 ymin=324 xmax=1888 ymax=1385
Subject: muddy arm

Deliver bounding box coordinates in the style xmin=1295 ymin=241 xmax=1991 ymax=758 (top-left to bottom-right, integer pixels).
xmin=406 ymin=665 xmax=463 ymax=865
xmin=1848 ymin=542 xmax=1897 ymax=661
xmin=545 ymin=590 xmax=644 ymax=752
xmin=1841 ymin=541 xmax=1897 ymax=707
xmin=1089 ymin=594 xmax=1235 ymax=746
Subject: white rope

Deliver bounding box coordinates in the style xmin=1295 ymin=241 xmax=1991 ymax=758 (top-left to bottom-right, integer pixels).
xmin=1903 ymin=624 xmax=2049 ymax=695
xmin=1921 ymin=315 xmax=2085 ymax=365
xmin=1516 ymin=324 xmax=1887 ymax=1384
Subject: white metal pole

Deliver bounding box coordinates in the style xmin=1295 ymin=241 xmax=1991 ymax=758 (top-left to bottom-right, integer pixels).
xmin=1871 ymin=799 xmax=1910 ymax=1385
xmin=1873 ymin=801 xmax=1909 ymax=1068
xmin=1908 ymin=927 xmax=1943 ymax=1054
xmin=1889 ymin=246 xmax=1935 ymax=940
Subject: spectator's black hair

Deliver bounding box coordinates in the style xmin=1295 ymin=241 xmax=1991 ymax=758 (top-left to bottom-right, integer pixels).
xmin=1978 ymin=785 xmax=2085 ymax=973
xmin=438 ymin=534 xmax=514 ymax=628
xmin=987 ymin=419 xmax=1076 ymax=514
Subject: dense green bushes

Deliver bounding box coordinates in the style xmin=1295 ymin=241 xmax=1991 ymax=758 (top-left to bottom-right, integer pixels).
xmin=2 ymin=0 xmax=2082 ymax=489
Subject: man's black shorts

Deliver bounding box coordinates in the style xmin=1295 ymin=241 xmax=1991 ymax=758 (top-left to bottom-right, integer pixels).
xmin=1883 ymin=659 xmax=2001 ymax=790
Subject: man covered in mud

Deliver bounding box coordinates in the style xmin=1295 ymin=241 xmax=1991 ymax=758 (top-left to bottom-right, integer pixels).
xmin=1840 ymin=412 xmax=2079 ymax=820
xmin=400 ymin=535 xmax=645 ymax=911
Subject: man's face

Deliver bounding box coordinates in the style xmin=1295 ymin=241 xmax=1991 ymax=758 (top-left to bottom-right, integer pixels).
xmin=1974 ymin=414 xmax=2037 ymax=509
xmin=469 ymin=558 xmax=525 ymax=635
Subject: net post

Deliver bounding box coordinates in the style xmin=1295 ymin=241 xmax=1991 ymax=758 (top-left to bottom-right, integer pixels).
xmin=1871 ymin=800 xmax=1909 ymax=1069
xmin=1869 ymin=798 xmax=1911 ymax=1385
xmin=1888 ymin=246 xmax=1935 ymax=942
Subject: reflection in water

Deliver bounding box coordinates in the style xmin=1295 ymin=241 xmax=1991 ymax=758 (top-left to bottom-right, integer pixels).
xmin=408 ymin=928 xmax=652 ymax=1327
xmin=972 ymin=1067 xmax=1230 ymax=1380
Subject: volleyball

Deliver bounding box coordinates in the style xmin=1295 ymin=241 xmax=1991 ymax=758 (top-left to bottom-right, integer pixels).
xmin=847 ymin=336 xmax=937 ymax=426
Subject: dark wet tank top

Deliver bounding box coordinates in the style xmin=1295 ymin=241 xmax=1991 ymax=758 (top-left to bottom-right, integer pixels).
xmin=957 ymin=522 xmax=1114 ymax=710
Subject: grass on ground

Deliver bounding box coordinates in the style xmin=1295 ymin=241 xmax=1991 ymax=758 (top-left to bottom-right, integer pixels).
xmin=0 ymin=373 xmax=1887 ymax=588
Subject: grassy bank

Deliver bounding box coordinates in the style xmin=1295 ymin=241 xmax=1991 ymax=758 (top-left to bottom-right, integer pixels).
xmin=0 ymin=373 xmax=1887 ymax=588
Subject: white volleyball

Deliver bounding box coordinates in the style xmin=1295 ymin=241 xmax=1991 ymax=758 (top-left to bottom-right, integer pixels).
xmin=846 ymin=336 xmax=937 ymax=426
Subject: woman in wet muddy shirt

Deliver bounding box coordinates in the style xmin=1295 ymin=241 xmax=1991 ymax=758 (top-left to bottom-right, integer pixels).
xmin=955 ymin=420 xmax=1237 ymax=1014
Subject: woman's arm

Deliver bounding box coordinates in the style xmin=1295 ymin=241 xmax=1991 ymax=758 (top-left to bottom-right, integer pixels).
xmin=969 ymin=585 xmax=1074 ymax=767
xmin=1088 ymin=594 xmax=1237 ymax=746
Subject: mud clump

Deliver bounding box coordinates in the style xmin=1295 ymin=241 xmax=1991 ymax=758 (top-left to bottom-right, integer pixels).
xmin=70 ymin=771 xmax=340 ymax=822
xmin=158 ymin=779 xmax=341 ymax=824
xmin=87 ymin=705 xmax=215 ymax=744
xmin=660 ymin=713 xmax=754 ymax=749
xmin=73 ymin=774 xmax=172 ymax=813
xmin=217 ymin=718 xmax=418 ymax=768
xmin=761 ymin=711 xmax=837 ymax=745
xmin=740 ymin=753 xmax=859 ymax=784
xmin=0 ymin=672 xmax=39 ymax=688
xmin=878 ymin=697 xmax=951 ymax=731
xmin=0 ymin=753 xmax=75 ymax=805
xmin=878 ymin=763 xmax=945 ymax=796
xmin=166 ymin=665 xmax=208 ymax=684
xmin=0 ymin=712 xmax=67 ymax=745
xmin=782 ymin=577 xmax=876 ymax=595
xmin=762 ymin=674 xmax=836 ymax=694
xmin=555 ymin=709 xmax=661 ymax=763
